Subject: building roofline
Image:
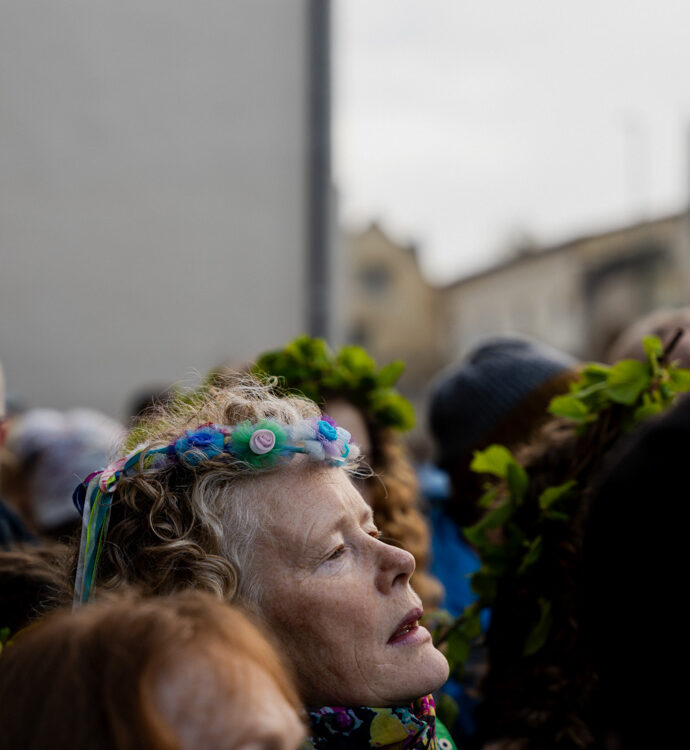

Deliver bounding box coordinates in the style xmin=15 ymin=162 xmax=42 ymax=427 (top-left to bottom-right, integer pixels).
xmin=440 ymin=210 xmax=687 ymax=291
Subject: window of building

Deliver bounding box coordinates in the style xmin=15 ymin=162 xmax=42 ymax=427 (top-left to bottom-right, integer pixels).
xmin=359 ymin=264 xmax=392 ymax=295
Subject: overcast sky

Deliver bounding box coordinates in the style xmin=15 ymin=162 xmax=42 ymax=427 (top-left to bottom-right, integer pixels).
xmin=333 ymin=1 xmax=690 ymax=284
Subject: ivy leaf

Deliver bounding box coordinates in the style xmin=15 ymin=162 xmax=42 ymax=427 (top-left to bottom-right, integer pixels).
xmin=507 ymin=461 xmax=529 ymax=503
xmin=370 ymin=391 xmax=415 ymax=430
xmin=463 ymin=603 xmax=482 ymax=639
xmin=464 ymin=499 xmax=515 ymax=544
xmin=501 ymin=522 xmax=526 ymax=554
xmin=517 ymin=535 xmax=543 ymax=575
xmin=548 ymin=394 xmax=589 ymax=422
xmin=538 ymin=480 xmax=577 ymax=511
xmin=578 ymin=363 xmax=610 ymax=386
xmin=478 ymin=487 xmax=499 ymax=508
xmin=480 ymin=542 xmax=512 ymax=577
xmin=436 ymin=691 xmax=460 ymax=729
xmin=545 ymin=510 xmax=570 ymax=522
xmin=633 ymin=401 xmax=664 ymax=422
xmin=462 ymin=524 xmax=484 ymax=548
xmin=523 ymin=599 xmax=552 ymax=656
xmin=642 ymin=336 xmax=663 ymax=359
xmin=336 ymin=345 xmax=376 ymax=378
xmin=659 ymin=383 xmax=674 ymax=401
xmin=446 ymin=627 xmax=471 ymax=667
xmin=470 ymin=568 xmax=498 ymax=601
xmin=605 ymin=359 xmax=651 ymax=405
xmin=572 ymin=380 xmax=608 ymax=401
xmin=670 ymin=367 xmax=690 ymax=392
xmin=470 ymin=444 xmax=515 ymax=478
xmin=376 ymin=360 xmax=405 ymax=388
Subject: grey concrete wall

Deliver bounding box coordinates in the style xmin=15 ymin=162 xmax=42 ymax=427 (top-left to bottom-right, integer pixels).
xmin=0 ymin=0 xmax=312 ymax=418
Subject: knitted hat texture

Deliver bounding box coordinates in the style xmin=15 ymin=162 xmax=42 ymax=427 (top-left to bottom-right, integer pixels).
xmin=429 ymin=337 xmax=576 ymax=467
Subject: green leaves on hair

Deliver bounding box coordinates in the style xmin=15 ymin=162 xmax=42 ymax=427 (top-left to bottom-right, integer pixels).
xmin=549 ymin=335 xmax=690 ymax=426
xmin=429 ymin=334 xmax=690 ymax=679
xmin=252 ymin=335 xmax=415 ymax=431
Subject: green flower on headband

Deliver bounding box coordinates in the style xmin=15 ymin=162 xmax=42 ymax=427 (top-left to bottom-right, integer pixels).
xmin=231 ymin=419 xmax=289 ymax=469
xmin=251 ymin=336 xmax=415 ymax=432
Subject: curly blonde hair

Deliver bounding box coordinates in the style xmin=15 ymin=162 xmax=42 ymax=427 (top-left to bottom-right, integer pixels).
xmin=82 ymin=375 xmax=322 ymax=604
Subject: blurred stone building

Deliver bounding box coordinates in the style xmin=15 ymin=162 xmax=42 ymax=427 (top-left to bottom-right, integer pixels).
xmin=441 ymin=211 xmax=690 ymax=360
xmin=345 ymin=213 xmax=690 ymax=408
xmin=343 ymin=222 xmax=446 ymax=404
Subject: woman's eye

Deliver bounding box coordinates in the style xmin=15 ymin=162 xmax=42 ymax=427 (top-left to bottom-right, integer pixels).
xmin=327 ymin=545 xmax=345 ymax=561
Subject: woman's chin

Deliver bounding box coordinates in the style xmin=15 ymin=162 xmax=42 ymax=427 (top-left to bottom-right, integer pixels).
xmin=388 ymin=643 xmax=450 ymax=704
xmin=419 ymin=644 xmax=450 ymax=692
xmin=418 ymin=649 xmax=450 ymax=695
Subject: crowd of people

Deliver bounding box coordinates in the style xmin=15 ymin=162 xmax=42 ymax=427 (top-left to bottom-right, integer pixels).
xmin=0 ymin=307 xmax=688 ymax=750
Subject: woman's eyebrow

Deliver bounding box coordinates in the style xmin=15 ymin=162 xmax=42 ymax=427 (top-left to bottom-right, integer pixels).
xmin=359 ymin=505 xmax=375 ymax=526
xmin=303 ymin=504 xmax=375 ymax=550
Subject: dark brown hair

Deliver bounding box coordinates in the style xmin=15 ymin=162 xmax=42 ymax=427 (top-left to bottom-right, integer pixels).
xmin=475 ymin=403 xmax=635 ymax=750
xmin=0 ymin=543 xmax=72 ymax=634
xmin=0 ymin=591 xmax=302 ymax=750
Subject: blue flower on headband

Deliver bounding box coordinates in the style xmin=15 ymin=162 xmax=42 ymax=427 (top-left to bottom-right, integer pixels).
xmin=317 ymin=419 xmax=338 ymax=441
xmin=311 ymin=415 xmax=351 ymax=461
xmin=173 ymin=425 xmax=226 ymax=466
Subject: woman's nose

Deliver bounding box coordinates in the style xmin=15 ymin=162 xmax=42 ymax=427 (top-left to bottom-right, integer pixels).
xmin=374 ymin=541 xmax=415 ymax=595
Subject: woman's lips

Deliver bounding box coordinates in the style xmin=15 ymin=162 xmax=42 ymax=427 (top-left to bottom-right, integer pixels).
xmin=387 ymin=607 xmax=430 ymax=646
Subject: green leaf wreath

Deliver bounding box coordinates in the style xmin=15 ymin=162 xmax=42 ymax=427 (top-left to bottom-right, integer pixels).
xmin=251 ymin=335 xmax=415 ymax=432
xmin=428 ymin=333 xmax=690 ymax=682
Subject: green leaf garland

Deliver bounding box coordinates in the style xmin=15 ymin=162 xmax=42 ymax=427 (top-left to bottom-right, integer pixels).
xmin=252 ymin=335 xmax=415 ymax=432
xmin=429 ymin=334 xmax=690 ymax=679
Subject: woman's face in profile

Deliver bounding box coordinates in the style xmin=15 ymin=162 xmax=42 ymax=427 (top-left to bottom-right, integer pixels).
xmin=251 ymin=465 xmax=449 ymax=707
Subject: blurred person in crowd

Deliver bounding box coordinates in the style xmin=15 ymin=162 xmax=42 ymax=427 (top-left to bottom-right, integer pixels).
xmin=0 ymin=408 xmax=125 ymax=540
xmin=0 ymin=590 xmax=305 ymax=750
xmin=581 ymin=399 xmax=687 ymax=748
xmin=474 ymin=418 xmax=604 ymax=750
xmin=470 ymin=335 xmax=688 ymax=750
xmin=0 ymin=543 xmax=71 ymax=636
xmin=606 ymin=305 xmax=690 ymax=367
xmin=581 ymin=393 xmax=689 ymax=750
xmin=251 ymin=335 xmax=443 ymax=610
xmin=0 ymin=361 xmax=33 ymax=548
xmin=427 ymin=337 xmax=577 ymax=745
xmin=430 ymin=337 xmax=578 ymax=537
xmin=68 ymin=374 xmax=454 ymax=749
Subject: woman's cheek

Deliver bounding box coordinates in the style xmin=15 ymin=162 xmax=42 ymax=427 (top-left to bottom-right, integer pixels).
xmin=303 ymin=569 xmax=363 ymax=622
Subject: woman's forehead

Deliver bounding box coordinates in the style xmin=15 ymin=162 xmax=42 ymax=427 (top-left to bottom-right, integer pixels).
xmin=259 ymin=466 xmax=370 ymax=537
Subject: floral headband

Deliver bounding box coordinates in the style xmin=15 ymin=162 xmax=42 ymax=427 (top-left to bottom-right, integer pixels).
xmin=73 ymin=416 xmax=359 ymax=606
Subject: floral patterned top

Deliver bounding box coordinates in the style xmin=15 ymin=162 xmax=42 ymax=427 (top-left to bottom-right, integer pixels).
xmin=303 ymin=694 xmax=457 ymax=750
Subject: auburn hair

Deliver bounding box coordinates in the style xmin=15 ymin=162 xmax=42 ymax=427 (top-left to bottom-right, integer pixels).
xmin=0 ymin=590 xmax=302 ymax=750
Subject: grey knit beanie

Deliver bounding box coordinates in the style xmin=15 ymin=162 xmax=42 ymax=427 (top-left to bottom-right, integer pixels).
xmin=429 ymin=336 xmax=576 ymax=468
